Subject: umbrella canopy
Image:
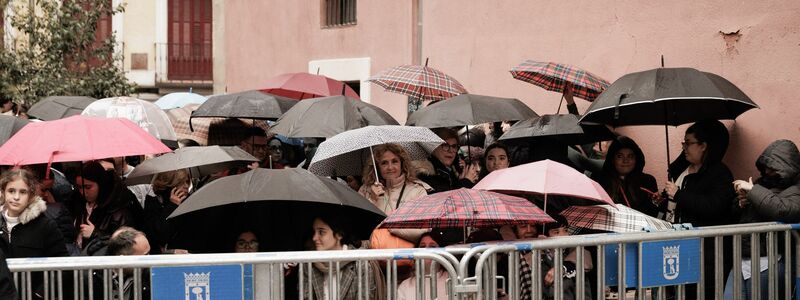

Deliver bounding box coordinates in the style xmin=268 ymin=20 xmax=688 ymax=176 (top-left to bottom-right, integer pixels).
xmin=168 ymin=168 xmax=385 ymax=251
xmin=308 ymin=125 xmax=444 ymax=176
xmin=0 ymin=115 xmax=171 ymax=165
xmin=499 ymin=114 xmax=616 ymax=145
xmin=560 ymin=204 xmax=674 ymax=234
xmin=379 ymin=188 xmax=554 ymax=229
xmin=165 ymin=104 xmax=270 ymax=146
xmin=405 ymin=93 xmax=537 ymax=128
xmin=0 ymin=115 xmax=29 ymax=146
xmin=190 ymin=90 xmax=297 ymax=125
xmin=510 ymin=60 xmax=610 ymax=102
xmin=474 ymin=159 xmax=614 ymax=205
xmin=125 ymin=146 xmax=259 ymax=185
xmin=260 ymin=72 xmax=361 ymax=100
xmin=83 ymin=96 xmax=178 ymax=142
xmin=367 ymin=64 xmax=468 ymax=102
xmin=154 ymin=92 xmax=207 ymax=110
xmin=270 ymin=95 xmax=398 ymax=138
xmin=28 ymin=96 xmax=96 ymax=121
xmin=579 ymin=67 xmax=758 ymax=126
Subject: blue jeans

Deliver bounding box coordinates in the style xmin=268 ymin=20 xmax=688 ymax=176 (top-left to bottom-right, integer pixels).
xmin=723 ymin=259 xmax=784 ymax=300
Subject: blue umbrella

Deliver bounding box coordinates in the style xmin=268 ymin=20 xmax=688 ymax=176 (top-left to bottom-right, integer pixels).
xmin=155 ymin=92 xmax=207 ymax=110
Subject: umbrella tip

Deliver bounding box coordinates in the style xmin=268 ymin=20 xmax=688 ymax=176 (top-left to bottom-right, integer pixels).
xmin=424 ymin=57 xmax=429 ymax=67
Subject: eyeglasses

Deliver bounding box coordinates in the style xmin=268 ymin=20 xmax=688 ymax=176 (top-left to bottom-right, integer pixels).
xmin=439 ymin=143 xmax=459 ymax=152
xmin=236 ymin=240 xmax=259 ymax=248
xmin=681 ymin=141 xmax=702 ymax=148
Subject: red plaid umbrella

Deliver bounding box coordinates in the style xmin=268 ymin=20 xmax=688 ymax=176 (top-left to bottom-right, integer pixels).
xmin=510 ymin=60 xmax=610 ymax=102
xmin=367 ymin=62 xmax=467 ymax=102
xmin=560 ymin=204 xmax=673 ymax=234
xmin=165 ymin=104 xmax=269 ymax=146
xmin=378 ymin=188 xmax=554 ymax=229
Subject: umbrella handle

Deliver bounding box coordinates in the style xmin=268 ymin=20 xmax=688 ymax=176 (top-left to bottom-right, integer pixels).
xmin=369 ymin=146 xmax=379 ymax=181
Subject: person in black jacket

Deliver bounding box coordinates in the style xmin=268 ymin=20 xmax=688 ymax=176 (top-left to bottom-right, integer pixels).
xmin=592 ymin=136 xmax=659 ymax=217
xmin=0 ymin=249 xmax=17 ymax=299
xmin=724 ymin=139 xmax=800 ymax=298
xmin=142 ymin=170 xmax=190 ymax=254
xmin=664 ymin=119 xmax=736 ymax=299
xmin=417 ymin=127 xmax=479 ymax=193
xmin=0 ymin=168 xmax=68 ymax=299
xmin=70 ymin=161 xmax=141 ymax=251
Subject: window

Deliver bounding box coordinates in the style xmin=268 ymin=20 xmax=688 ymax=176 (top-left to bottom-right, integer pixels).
xmin=323 ymin=0 xmax=356 ymax=27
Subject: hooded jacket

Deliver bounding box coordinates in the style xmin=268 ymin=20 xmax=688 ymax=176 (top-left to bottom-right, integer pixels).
xmin=735 ymin=140 xmax=800 ymax=257
xmin=667 ymin=121 xmax=736 ymax=227
xmin=592 ymin=136 xmax=659 ymax=217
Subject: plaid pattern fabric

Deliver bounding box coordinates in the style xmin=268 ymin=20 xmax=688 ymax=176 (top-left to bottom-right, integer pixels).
xmin=379 ymin=188 xmax=554 ymax=229
xmin=367 ymin=65 xmax=468 ymax=102
xmin=519 ymin=252 xmax=533 ymax=300
xmin=308 ymin=125 xmax=443 ymax=176
xmin=510 ymin=60 xmax=610 ymax=102
xmin=560 ymin=204 xmax=673 ymax=234
xmin=165 ymin=104 xmax=269 ymax=146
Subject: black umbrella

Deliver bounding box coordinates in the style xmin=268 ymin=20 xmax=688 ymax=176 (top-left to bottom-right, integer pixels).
xmin=578 ymin=67 xmax=758 ymax=173
xmin=125 ymin=146 xmax=259 ymax=185
xmin=28 ymin=96 xmax=96 ymax=121
xmin=189 ymin=90 xmax=297 ymax=130
xmin=405 ymin=93 xmax=537 ymax=128
xmin=167 ymin=168 xmax=385 ymax=252
xmin=269 ymin=95 xmax=398 ymax=138
xmin=499 ymin=114 xmax=615 ymax=145
xmin=579 ymin=68 xmax=758 ymax=126
xmin=0 ymin=115 xmax=29 ymax=146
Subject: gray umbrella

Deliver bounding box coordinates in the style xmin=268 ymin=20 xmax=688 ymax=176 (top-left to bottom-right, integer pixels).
xmin=269 ymin=95 xmax=398 ymax=138
xmin=0 ymin=115 xmax=30 ymax=146
xmin=28 ymin=96 xmax=96 ymax=121
xmin=579 ymin=67 xmax=758 ymax=126
xmin=125 ymin=146 xmax=258 ymax=185
xmin=500 ymin=114 xmax=616 ymax=145
xmin=405 ymin=93 xmax=537 ymax=127
xmin=189 ymin=90 xmax=297 ymax=129
xmin=168 ymin=168 xmax=386 ymax=241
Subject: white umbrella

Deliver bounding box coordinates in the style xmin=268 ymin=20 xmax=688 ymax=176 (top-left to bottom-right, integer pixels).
xmin=83 ymin=96 xmax=178 ymax=142
xmin=308 ymin=125 xmax=444 ymax=177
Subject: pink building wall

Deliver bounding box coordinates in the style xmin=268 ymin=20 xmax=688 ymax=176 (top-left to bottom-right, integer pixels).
xmin=223 ymin=0 xmax=800 ymax=185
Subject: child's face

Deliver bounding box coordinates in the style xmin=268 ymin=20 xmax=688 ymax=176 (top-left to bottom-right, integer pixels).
xmin=547 ymin=226 xmax=569 ymax=237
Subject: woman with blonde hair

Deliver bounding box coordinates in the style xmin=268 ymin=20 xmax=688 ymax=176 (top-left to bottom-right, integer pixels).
xmin=358 ymin=143 xmax=430 ymax=245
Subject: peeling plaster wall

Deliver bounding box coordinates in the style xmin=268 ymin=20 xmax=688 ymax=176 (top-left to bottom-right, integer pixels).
xmin=224 ymin=0 xmax=800 ymax=185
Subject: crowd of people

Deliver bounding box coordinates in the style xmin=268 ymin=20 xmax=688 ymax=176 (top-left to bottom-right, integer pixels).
xmin=0 ymin=96 xmax=795 ymax=299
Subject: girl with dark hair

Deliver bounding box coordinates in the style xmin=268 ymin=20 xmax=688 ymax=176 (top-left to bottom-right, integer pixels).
xmin=302 ymin=214 xmax=382 ymax=300
xmin=71 ymin=161 xmax=140 ymax=250
xmin=591 ymin=136 xmax=659 ymax=217
xmin=481 ymin=142 xmax=510 ymax=179
xmin=396 ymin=232 xmax=450 ymax=300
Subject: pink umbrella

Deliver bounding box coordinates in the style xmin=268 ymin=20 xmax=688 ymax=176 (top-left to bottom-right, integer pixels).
xmin=473 ymin=159 xmax=615 ymax=212
xmin=0 ymin=115 xmax=171 ymax=165
xmin=260 ymin=72 xmax=361 ymax=100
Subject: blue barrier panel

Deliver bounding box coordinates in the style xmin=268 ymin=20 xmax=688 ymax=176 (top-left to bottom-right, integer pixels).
xmin=604 ymin=243 xmax=638 ymax=287
xmin=640 ymin=238 xmax=701 ymax=288
xmin=151 ymin=264 xmax=253 ymax=300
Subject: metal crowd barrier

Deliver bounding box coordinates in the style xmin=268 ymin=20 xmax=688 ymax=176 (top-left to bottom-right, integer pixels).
xmin=8 ymin=248 xmax=459 ymax=300
xmin=457 ymin=222 xmax=799 ymax=300
xmin=7 ymin=222 xmax=800 ymax=300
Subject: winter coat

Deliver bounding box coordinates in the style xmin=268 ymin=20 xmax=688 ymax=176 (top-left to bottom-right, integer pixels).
xmin=416 ymin=157 xmax=474 ymax=194
xmin=592 ymin=136 xmax=660 ymax=217
xmin=142 ymin=192 xmax=180 ymax=254
xmin=734 ymin=140 xmax=800 ymax=258
xmin=0 ymin=197 xmax=68 ymax=299
xmin=71 ymin=182 xmax=142 ymax=246
xmin=0 ymin=198 xmax=68 ymax=258
xmin=0 ymin=249 xmax=16 ymax=299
